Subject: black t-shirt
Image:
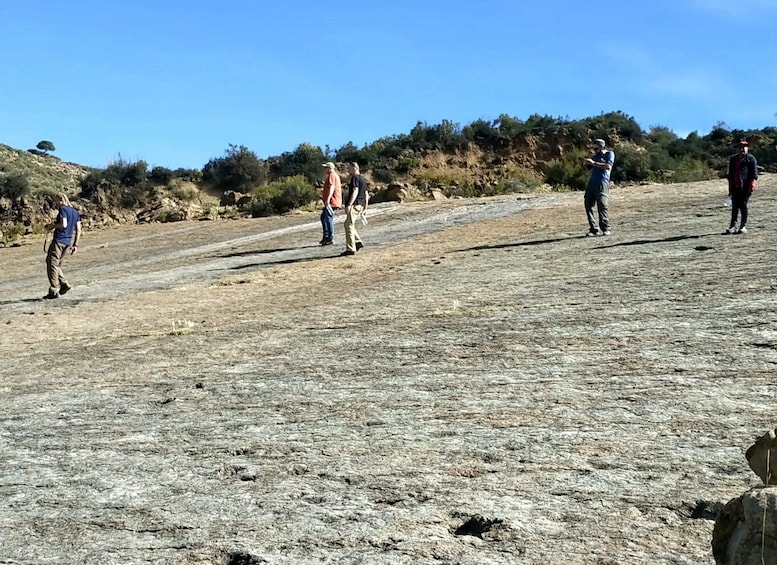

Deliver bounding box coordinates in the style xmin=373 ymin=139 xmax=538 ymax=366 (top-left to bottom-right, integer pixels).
xmin=347 ymin=174 xmax=368 ymax=205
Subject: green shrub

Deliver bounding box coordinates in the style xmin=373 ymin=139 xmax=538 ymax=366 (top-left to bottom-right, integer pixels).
xmin=672 ymin=158 xmax=717 ymax=183
xmin=267 ymin=143 xmax=325 ymax=184
xmin=415 ymin=168 xmax=472 ymax=196
xmin=1 ymin=222 xmax=25 ymax=243
xmin=168 ymin=179 xmax=200 ymax=202
xmin=611 ymin=147 xmax=651 ymax=184
xmin=0 ymin=173 xmax=31 ymax=199
xmin=544 ymin=149 xmax=590 ymax=190
xmin=203 ymin=144 xmax=267 ymax=191
xmin=250 ymin=175 xmax=318 ymax=217
xmin=372 ymin=168 xmax=396 ymax=184
xmin=490 ymin=167 xmax=543 ymax=194
xmin=150 ymin=166 xmax=173 ymax=185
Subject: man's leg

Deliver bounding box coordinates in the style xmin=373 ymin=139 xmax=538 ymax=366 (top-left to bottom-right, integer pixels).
xmin=45 ymin=242 xmax=67 ymax=295
xmin=344 ymin=206 xmax=358 ymax=252
xmin=584 ymin=189 xmax=598 ymax=233
xmin=320 ymin=208 xmax=329 ymax=241
xmin=597 ymin=183 xmax=610 ymax=232
xmin=740 ymin=191 xmax=752 ymax=228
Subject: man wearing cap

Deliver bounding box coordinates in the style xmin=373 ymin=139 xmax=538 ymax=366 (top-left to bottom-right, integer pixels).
xmin=725 ymin=140 xmax=758 ymax=235
xmin=582 ymin=139 xmax=615 ymax=236
xmin=320 ymin=162 xmax=342 ymax=245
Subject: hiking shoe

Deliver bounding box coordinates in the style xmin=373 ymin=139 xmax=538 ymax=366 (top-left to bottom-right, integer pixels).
xmin=602 ymin=230 xmax=612 ymax=236
xmin=355 ymin=242 xmax=364 ymax=251
xmin=340 ymin=250 xmax=356 ymax=256
xmin=737 ymin=226 xmax=748 ymax=234
xmin=42 ymin=291 xmax=59 ymax=300
xmin=723 ymin=226 xmax=737 ymax=235
xmin=59 ymin=283 xmax=72 ymax=295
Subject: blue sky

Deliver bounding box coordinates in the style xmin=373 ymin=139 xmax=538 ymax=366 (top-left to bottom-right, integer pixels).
xmin=1 ymin=0 xmax=775 ymax=170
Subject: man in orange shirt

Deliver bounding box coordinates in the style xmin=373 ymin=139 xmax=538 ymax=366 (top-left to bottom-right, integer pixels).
xmin=320 ymin=162 xmax=342 ymax=245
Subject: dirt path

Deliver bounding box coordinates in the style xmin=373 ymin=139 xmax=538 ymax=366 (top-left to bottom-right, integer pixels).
xmin=1 ymin=178 xmax=775 ymax=564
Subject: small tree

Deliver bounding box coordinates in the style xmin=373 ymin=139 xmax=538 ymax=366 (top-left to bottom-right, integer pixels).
xmin=36 ymin=140 xmax=56 ymax=154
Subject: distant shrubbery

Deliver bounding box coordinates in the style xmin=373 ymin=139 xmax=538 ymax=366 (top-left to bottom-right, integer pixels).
xmin=0 ymin=173 xmax=32 ymax=199
xmin=5 ymin=110 xmax=777 ymax=228
xmin=203 ymin=144 xmax=267 ymax=193
xmin=250 ymin=175 xmax=318 ymax=217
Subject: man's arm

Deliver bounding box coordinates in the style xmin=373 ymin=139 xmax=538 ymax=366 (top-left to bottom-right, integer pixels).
xmin=45 ymin=213 xmax=67 ymax=232
xmin=70 ymin=220 xmax=82 ymax=254
xmin=321 ymin=174 xmax=334 ymax=207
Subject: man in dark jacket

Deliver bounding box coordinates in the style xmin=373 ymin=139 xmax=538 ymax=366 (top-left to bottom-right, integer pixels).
xmin=725 ymin=140 xmax=758 ymax=235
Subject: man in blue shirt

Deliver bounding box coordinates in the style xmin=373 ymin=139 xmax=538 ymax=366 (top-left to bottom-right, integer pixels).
xmin=583 ymin=139 xmax=615 ymax=236
xmin=43 ymin=193 xmax=82 ymax=299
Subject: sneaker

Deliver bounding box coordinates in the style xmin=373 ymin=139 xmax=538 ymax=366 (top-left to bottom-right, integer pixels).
xmin=59 ymin=283 xmax=72 ymax=295
xmin=320 ymin=238 xmax=334 ymax=246
xmin=355 ymin=242 xmax=364 ymax=251
xmin=339 ymin=250 xmax=356 ymax=256
xmin=42 ymin=291 xmax=59 ymax=300
xmin=723 ymin=226 xmax=737 ymax=235
xmin=736 ymin=226 xmax=748 ymax=234
xmin=602 ymin=230 xmax=612 ymax=236
xmin=586 ymin=229 xmax=600 ymax=237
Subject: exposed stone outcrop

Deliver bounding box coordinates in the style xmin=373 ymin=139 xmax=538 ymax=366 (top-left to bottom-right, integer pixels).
xmin=712 ymin=487 xmax=777 ymax=565
xmin=713 ymin=430 xmax=777 ymax=564
xmin=746 ymin=429 xmax=777 ymax=485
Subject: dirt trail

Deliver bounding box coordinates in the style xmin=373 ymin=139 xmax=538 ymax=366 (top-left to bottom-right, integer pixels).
xmin=1 ymin=178 xmax=776 ymax=564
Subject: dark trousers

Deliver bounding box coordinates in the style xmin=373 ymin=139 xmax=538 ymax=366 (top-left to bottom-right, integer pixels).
xmin=585 ymin=181 xmax=610 ymax=232
xmin=730 ymin=189 xmax=752 ymax=228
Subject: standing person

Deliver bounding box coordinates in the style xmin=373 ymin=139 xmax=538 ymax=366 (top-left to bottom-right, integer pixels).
xmin=319 ymin=162 xmax=342 ymax=246
xmin=725 ymin=140 xmax=758 ymax=235
xmin=43 ymin=193 xmax=82 ymax=299
xmin=340 ymin=162 xmax=369 ymax=256
xmin=582 ymin=139 xmax=615 ymax=236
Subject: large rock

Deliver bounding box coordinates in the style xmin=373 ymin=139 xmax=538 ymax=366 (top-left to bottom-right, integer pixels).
xmin=372 ymin=183 xmax=416 ymax=204
xmin=746 ymin=429 xmax=777 ymax=485
xmin=712 ymin=486 xmax=777 ymax=564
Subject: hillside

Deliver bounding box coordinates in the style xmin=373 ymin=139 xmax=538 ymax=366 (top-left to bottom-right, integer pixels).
xmin=0 ymin=174 xmax=775 ymax=563
xmin=2 ymin=112 xmax=776 ymax=246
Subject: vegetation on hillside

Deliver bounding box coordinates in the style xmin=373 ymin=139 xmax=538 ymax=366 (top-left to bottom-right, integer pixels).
xmin=1 ymin=112 xmax=776 ymax=241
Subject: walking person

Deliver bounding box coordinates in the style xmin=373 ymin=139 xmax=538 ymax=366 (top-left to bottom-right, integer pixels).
xmin=43 ymin=193 xmax=82 ymax=299
xmin=724 ymin=140 xmax=758 ymax=235
xmin=340 ymin=162 xmax=369 ymax=256
xmin=582 ymin=139 xmax=615 ymax=236
xmin=319 ymin=162 xmax=342 ymax=246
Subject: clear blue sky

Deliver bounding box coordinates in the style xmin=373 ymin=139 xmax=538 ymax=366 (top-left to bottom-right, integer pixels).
xmin=2 ymin=0 xmax=775 ymax=170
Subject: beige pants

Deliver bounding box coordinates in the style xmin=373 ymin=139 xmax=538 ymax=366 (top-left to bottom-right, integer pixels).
xmin=46 ymin=241 xmax=70 ymax=294
xmin=344 ymin=205 xmax=364 ymax=252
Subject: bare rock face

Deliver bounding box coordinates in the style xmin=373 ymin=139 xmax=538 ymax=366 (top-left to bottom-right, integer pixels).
xmin=428 ymin=188 xmax=448 ymax=201
xmin=746 ymin=429 xmax=777 ymax=485
xmin=712 ymin=486 xmax=777 ymax=564
xmin=372 ymin=183 xmax=410 ymax=203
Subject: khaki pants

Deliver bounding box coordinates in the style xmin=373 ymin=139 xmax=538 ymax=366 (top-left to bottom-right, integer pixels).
xmin=344 ymin=205 xmax=364 ymax=252
xmin=46 ymin=241 xmax=70 ymax=294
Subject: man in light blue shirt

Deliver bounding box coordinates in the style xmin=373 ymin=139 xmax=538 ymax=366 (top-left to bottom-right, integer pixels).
xmin=583 ymin=138 xmax=615 ymax=236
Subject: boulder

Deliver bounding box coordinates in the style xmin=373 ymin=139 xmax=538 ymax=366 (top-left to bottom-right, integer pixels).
xmin=428 ymin=188 xmax=448 ymax=201
xmin=746 ymin=429 xmax=777 ymax=485
xmin=372 ymin=183 xmax=410 ymax=204
xmin=221 ymin=190 xmax=245 ymax=206
xmin=712 ymin=486 xmax=777 ymax=564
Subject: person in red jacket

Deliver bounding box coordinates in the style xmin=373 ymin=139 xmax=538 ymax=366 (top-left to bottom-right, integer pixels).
xmin=319 ymin=162 xmax=342 ymax=246
xmin=725 ymin=140 xmax=758 ymax=235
